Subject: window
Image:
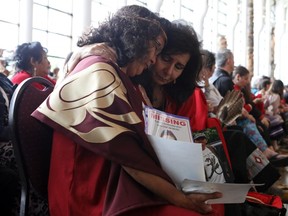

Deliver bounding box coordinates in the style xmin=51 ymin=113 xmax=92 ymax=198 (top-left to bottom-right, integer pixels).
xmin=91 ymin=0 xmax=118 ymax=27
xmin=32 ymin=0 xmax=73 ymax=70
xmin=0 ymin=0 xmax=20 ymax=50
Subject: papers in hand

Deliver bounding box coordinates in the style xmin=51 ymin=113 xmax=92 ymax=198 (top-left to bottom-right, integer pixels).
xmin=144 ymin=106 xmax=206 ymax=188
xmin=147 ymin=135 xmax=206 ymax=188
xmin=181 ymin=179 xmax=262 ymax=204
xmin=144 ymin=106 xmax=259 ymax=204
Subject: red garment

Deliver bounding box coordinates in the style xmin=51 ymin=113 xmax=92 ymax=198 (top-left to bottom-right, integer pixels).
xmin=233 ymin=85 xmax=252 ymax=112
xmin=253 ymin=94 xmax=264 ymax=114
xmin=44 ymin=75 xmax=56 ymax=85
xmin=165 ymin=87 xmax=232 ymax=168
xmin=165 ymin=88 xmax=208 ymax=131
xmin=11 ymin=70 xmax=56 ymax=88
xmin=11 ymin=70 xmax=32 ymax=85
xmin=32 ymin=56 xmax=224 ymax=216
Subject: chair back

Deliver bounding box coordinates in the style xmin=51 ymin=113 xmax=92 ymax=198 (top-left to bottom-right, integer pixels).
xmin=9 ymin=77 xmax=54 ymax=215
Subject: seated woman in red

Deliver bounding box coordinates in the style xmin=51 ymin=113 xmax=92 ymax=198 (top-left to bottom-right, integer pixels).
xmin=32 ymin=6 xmax=223 ymax=216
xmin=11 ymin=41 xmax=55 ymax=88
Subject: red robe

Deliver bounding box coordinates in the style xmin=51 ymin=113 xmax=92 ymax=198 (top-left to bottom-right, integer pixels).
xmin=32 ymin=56 xmax=224 ymax=216
xmin=165 ymin=88 xmax=231 ymax=168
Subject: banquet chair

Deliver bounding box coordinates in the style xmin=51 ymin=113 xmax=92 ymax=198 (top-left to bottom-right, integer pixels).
xmin=8 ymin=77 xmax=54 ymax=216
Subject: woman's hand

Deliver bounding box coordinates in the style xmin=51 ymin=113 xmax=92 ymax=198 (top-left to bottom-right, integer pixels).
xmin=123 ymin=166 xmax=222 ymax=214
xmin=183 ymin=192 xmax=222 ymax=214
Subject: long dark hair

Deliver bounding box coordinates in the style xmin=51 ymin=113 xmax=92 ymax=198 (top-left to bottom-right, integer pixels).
xmin=133 ymin=22 xmax=202 ymax=105
xmin=271 ymin=79 xmax=284 ymax=98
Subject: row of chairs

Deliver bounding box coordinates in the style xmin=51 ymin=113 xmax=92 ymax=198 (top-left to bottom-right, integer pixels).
xmin=8 ymin=77 xmax=54 ymax=216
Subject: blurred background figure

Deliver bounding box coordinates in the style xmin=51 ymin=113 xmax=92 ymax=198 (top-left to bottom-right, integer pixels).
xmin=11 ymin=41 xmax=53 ymax=85
xmin=217 ymin=35 xmax=228 ymax=50
xmin=48 ymin=66 xmax=59 ymax=81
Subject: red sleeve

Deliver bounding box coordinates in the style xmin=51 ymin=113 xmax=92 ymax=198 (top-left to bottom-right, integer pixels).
xmin=11 ymin=71 xmax=32 ymax=85
xmin=244 ymin=104 xmax=252 ymax=112
xmin=165 ymin=88 xmax=208 ymax=132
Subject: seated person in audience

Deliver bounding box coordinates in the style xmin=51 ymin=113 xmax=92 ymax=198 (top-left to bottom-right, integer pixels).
xmin=1 ymin=44 xmax=50 ymax=216
xmin=132 ymin=23 xmax=259 ymax=215
xmin=11 ymin=41 xmax=55 ymax=86
xmin=32 ymin=5 xmax=224 ymax=216
xmin=68 ymin=18 xmax=281 ymax=191
xmin=284 ymin=84 xmax=288 ymax=104
xmin=0 ymin=68 xmax=19 ymax=215
xmin=210 ymin=49 xmax=288 ymax=165
xmin=199 ymin=49 xmax=279 ymax=186
xmin=0 ymin=70 xmax=14 ymax=141
xmin=233 ymin=68 xmax=274 ymax=146
xmin=266 ymin=80 xmax=288 ymax=115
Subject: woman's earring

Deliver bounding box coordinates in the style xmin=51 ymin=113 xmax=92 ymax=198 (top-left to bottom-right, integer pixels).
xmin=33 ymin=67 xmax=37 ymax=75
xmin=173 ymin=79 xmax=176 ymax=84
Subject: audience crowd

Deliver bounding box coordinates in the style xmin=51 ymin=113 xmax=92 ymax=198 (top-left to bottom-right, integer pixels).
xmin=1 ymin=4 xmax=288 ymax=216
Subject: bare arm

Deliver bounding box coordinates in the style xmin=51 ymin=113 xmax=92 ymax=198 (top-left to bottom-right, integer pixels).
xmin=123 ymin=166 xmax=222 ymax=214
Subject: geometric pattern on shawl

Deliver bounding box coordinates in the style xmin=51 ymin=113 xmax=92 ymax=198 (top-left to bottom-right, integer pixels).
xmin=34 ymin=61 xmax=141 ymax=144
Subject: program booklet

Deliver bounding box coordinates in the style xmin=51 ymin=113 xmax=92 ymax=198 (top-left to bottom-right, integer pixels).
xmin=143 ymin=106 xmax=206 ymax=187
xmin=143 ymin=106 xmax=260 ymax=203
xmin=144 ymin=105 xmax=193 ymax=142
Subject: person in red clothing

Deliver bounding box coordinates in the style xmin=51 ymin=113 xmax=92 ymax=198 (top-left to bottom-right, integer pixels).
xmin=32 ymin=5 xmax=223 ymax=216
xmin=11 ymin=41 xmax=54 ymax=86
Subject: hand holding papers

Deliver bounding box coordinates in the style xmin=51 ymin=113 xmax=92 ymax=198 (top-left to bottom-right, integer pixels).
xmin=181 ymin=179 xmax=262 ymax=204
xmin=144 ymin=106 xmax=206 ymax=188
xmin=147 ymin=135 xmax=205 ymax=188
xmin=144 ymin=106 xmax=258 ymax=204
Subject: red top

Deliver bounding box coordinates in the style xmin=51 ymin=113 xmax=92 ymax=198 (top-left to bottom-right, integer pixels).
xmin=11 ymin=70 xmax=56 ymax=88
xmin=32 ymin=56 xmax=225 ymax=216
xmin=165 ymin=88 xmax=232 ymax=168
xmin=11 ymin=70 xmax=32 ymax=85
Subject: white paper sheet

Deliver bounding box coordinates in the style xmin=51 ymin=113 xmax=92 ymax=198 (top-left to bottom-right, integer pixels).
xmin=181 ymin=179 xmax=262 ymax=204
xmin=147 ymin=135 xmax=206 ymax=188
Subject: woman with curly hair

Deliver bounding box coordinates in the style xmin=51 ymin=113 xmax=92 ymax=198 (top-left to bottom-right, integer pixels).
xmin=32 ymin=5 xmax=223 ymax=216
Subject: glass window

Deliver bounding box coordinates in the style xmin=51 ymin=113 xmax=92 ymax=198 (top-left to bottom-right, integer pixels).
xmin=180 ymin=5 xmax=194 ymax=26
xmin=217 ymin=0 xmax=227 ymax=36
xmin=160 ymin=0 xmax=179 ymax=21
xmin=32 ymin=2 xmax=73 ymax=63
xmin=127 ymin=0 xmax=147 ymax=6
xmin=32 ymin=29 xmax=48 ymax=48
xmin=0 ymin=22 xmax=19 ymax=50
xmin=91 ymin=0 xmax=118 ymax=27
xmin=34 ymin=0 xmax=48 ymax=5
xmin=48 ymin=10 xmax=72 ymax=35
xmin=33 ymin=4 xmax=48 ymax=30
xmin=47 ymin=33 xmax=72 ymax=58
xmin=0 ymin=0 xmax=19 ymax=23
xmin=0 ymin=0 xmax=19 ymax=50
xmin=49 ymin=0 xmax=73 ymax=13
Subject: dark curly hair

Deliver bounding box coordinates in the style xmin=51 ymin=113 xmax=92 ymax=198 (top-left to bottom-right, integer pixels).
xmin=77 ymin=5 xmax=167 ymax=67
xmin=132 ymin=22 xmax=202 ymax=105
xmin=13 ymin=41 xmax=47 ymax=75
